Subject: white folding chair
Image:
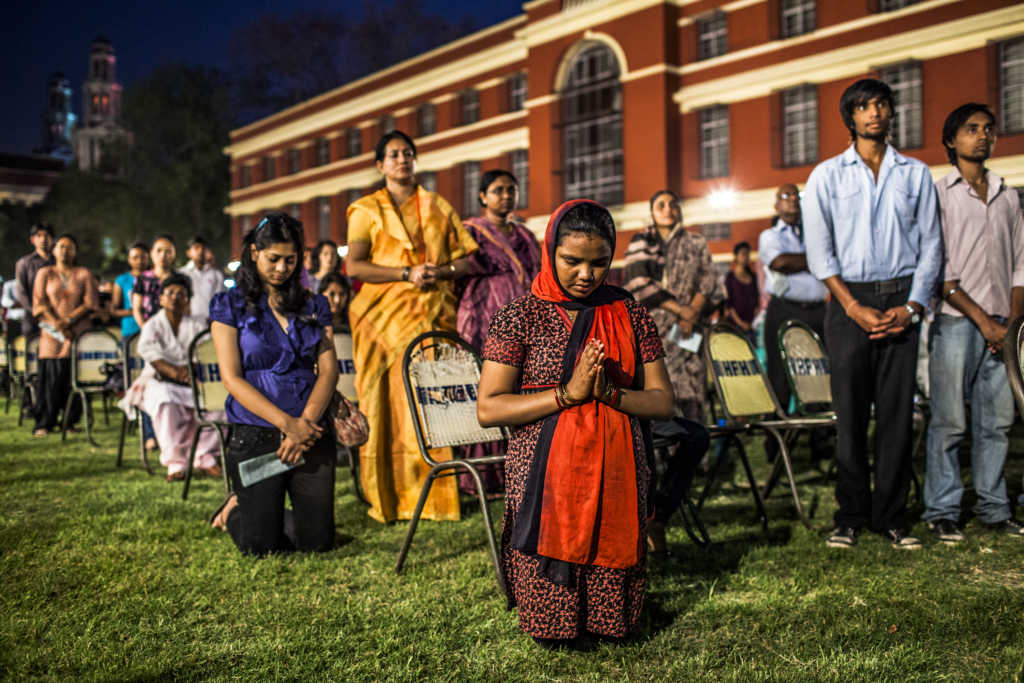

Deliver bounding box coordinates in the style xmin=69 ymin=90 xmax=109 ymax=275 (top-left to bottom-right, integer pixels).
xmin=62 ymin=328 xmax=120 ymax=446
xmin=115 ymin=333 xmax=151 ymax=473
xmin=182 ymin=329 xmax=231 ymax=500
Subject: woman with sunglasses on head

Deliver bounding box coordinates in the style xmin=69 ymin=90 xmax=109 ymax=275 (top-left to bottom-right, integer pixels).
xmin=207 ymin=213 xmax=339 ymax=555
xmin=476 ymin=200 xmax=674 ymax=649
xmin=345 ymin=130 xmax=479 ymax=524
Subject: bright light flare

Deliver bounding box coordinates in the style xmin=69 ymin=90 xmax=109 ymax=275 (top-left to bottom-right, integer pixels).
xmin=708 ymin=188 xmax=738 ymax=209
xmin=336 ymin=245 xmax=349 ymax=258
xmin=227 ymin=260 xmax=240 ymax=272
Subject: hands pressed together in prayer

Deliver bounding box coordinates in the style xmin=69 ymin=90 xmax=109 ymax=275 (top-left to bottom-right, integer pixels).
xmin=562 ymin=339 xmax=620 ymax=406
xmin=279 ymin=415 xmax=324 ymax=464
xmin=675 ymin=303 xmax=699 ymax=337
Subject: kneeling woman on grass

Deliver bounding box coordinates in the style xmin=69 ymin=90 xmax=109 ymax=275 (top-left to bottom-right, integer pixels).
xmin=476 ymin=200 xmax=674 ymax=648
xmin=208 ymin=213 xmax=339 ymax=555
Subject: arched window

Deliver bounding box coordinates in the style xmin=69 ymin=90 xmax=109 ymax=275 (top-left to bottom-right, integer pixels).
xmin=560 ymin=42 xmax=623 ymax=206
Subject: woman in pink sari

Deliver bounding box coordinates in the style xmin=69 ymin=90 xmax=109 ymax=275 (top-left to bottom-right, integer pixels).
xmin=457 ymin=170 xmax=541 ymax=351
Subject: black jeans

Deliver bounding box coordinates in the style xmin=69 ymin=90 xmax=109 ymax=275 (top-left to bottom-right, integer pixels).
xmin=825 ymin=281 xmax=918 ymax=532
xmin=651 ymin=418 xmax=711 ymax=523
xmin=33 ymin=358 xmax=81 ymax=431
xmin=763 ymin=296 xmax=831 ymax=460
xmin=224 ymin=423 xmax=336 ymax=556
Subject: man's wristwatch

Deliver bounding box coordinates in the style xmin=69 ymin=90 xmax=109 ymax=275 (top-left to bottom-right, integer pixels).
xmin=401 ymin=267 xmax=411 ymax=282
xmin=904 ymin=303 xmax=921 ymax=325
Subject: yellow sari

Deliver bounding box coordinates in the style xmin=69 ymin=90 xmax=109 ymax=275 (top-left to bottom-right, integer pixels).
xmin=347 ymin=186 xmax=478 ymax=522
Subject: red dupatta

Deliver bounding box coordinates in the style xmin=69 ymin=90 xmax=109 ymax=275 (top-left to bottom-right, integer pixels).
xmin=511 ymin=199 xmax=643 ymax=579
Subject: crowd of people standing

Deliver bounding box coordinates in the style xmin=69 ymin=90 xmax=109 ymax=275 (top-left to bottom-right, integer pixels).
xmin=2 ymin=76 xmax=1023 ymax=651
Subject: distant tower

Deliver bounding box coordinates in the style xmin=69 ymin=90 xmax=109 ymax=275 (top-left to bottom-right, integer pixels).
xmin=36 ymin=72 xmax=76 ymax=162
xmin=73 ymin=36 xmax=129 ymax=171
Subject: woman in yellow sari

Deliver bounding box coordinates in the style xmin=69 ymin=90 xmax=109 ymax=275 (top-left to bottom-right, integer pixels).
xmin=346 ymin=130 xmax=478 ymax=523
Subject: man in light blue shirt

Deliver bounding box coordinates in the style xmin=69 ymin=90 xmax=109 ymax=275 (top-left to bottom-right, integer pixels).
xmin=802 ymin=78 xmax=942 ymax=551
xmin=759 ymin=183 xmax=831 ymax=464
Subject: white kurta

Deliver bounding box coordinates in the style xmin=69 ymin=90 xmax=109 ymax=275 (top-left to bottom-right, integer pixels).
xmin=182 ymin=261 xmax=226 ymax=322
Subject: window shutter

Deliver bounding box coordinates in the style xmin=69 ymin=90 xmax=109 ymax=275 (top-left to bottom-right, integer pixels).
xmin=987 ymin=41 xmax=1001 ymax=125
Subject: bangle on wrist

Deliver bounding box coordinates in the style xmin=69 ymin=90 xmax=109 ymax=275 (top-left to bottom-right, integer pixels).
xmin=448 ymin=264 xmax=456 ymax=277
xmin=401 ymin=267 xmax=411 ymax=281
xmin=554 ymin=386 xmax=566 ymax=409
xmin=944 ymin=286 xmax=960 ymax=300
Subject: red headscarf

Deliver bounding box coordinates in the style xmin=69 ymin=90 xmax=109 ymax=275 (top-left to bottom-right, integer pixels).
xmin=512 ymin=200 xmax=643 ymax=577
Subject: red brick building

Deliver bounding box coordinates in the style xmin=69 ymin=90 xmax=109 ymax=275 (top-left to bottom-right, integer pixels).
xmin=225 ymin=0 xmax=1024 ymax=262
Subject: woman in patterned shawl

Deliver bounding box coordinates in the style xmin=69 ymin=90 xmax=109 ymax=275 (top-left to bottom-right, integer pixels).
xmin=477 ymin=200 xmax=673 ymax=648
xmin=457 ymin=169 xmax=541 ymax=351
xmin=345 ymin=130 xmax=479 ymax=524
xmin=624 ymin=190 xmax=724 ymax=422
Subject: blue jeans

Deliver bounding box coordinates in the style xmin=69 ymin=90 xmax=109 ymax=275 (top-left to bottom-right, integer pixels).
xmin=923 ymin=315 xmax=1013 ymax=524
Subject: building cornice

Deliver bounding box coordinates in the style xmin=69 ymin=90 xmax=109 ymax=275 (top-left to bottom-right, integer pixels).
xmin=226 ymin=127 xmax=529 ymax=215
xmin=515 ymin=0 xmax=666 ymax=48
xmin=674 ymin=4 xmax=1024 ymax=112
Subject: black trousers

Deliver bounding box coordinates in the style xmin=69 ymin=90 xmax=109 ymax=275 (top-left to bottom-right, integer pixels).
xmin=825 ymin=283 xmax=918 ymax=532
xmin=651 ymin=418 xmax=711 ymax=523
xmin=33 ymin=358 xmax=81 ymax=431
xmin=224 ymin=423 xmax=336 ymax=556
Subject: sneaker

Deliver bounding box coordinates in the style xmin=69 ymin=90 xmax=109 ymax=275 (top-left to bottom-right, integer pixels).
xmin=884 ymin=528 xmax=922 ymax=550
xmin=928 ymin=518 xmax=964 ymax=544
xmin=826 ymin=526 xmax=857 ymax=548
xmin=984 ymin=518 xmax=1024 ymax=537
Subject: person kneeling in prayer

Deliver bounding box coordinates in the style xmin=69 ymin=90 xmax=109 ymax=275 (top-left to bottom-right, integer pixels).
xmin=120 ymin=273 xmax=224 ymax=481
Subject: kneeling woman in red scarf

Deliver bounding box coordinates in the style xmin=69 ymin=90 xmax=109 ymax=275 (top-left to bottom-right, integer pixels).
xmin=477 ymin=200 xmax=674 ymax=648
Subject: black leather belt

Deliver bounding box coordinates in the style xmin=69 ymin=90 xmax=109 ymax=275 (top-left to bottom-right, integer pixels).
xmin=771 ymin=295 xmax=825 ymax=310
xmin=846 ymin=276 xmax=912 ymax=295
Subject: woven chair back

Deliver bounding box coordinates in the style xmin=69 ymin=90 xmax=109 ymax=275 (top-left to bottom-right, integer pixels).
xmin=407 ymin=338 xmax=504 ymax=449
xmin=73 ymin=329 xmax=121 ymax=386
xmin=11 ymin=336 xmax=26 ymax=374
xmin=707 ymin=326 xmax=777 ymax=419
xmin=333 ymin=332 xmax=358 ymax=403
xmin=0 ymin=338 xmax=7 ymax=370
xmin=780 ymin=323 xmax=832 ymax=406
xmin=190 ymin=331 xmax=229 ymax=415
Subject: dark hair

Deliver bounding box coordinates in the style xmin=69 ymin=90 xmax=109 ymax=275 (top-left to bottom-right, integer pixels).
xmin=941 ymin=103 xmax=996 ymax=165
xmin=310 ymin=240 xmax=340 ymax=275
xmin=187 ymin=235 xmax=208 ymax=248
xmin=555 ymin=202 xmax=616 ymax=247
xmin=30 ymin=222 xmax=54 ymax=237
xmin=733 ymin=241 xmax=751 ymax=256
xmin=374 ymin=130 xmax=417 ymax=163
xmin=317 ymin=271 xmax=352 ymax=296
xmin=159 ymin=272 xmax=192 ymax=299
xmin=839 ymin=79 xmax=894 ymax=136
xmin=648 ymin=189 xmax=679 ymax=212
xmin=237 ymin=212 xmax=312 ymax=317
xmin=477 ymin=169 xmax=518 ymax=206
xmin=128 ymin=241 xmax=149 ymax=253
xmin=152 ymin=233 xmax=177 ymax=248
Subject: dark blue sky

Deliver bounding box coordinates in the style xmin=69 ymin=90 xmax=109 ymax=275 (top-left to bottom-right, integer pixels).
xmin=2 ymin=0 xmax=523 ymax=156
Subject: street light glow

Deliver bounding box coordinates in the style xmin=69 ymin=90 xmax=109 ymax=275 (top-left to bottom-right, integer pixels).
xmin=227 ymin=260 xmax=240 ymax=272
xmin=708 ymin=188 xmax=738 ymax=209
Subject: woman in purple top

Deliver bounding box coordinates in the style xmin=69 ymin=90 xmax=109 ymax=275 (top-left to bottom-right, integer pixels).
xmin=207 ymin=212 xmax=339 ymax=555
xmin=724 ymin=241 xmax=760 ymax=341
xmin=457 ymin=169 xmax=542 ymax=351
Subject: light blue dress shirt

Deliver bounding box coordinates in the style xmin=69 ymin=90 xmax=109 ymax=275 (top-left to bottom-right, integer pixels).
xmin=802 ymin=144 xmax=942 ymax=307
xmin=758 ymin=219 xmax=828 ymax=302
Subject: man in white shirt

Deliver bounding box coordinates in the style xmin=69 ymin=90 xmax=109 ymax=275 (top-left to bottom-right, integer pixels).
xmin=181 ymin=236 xmax=225 ymax=323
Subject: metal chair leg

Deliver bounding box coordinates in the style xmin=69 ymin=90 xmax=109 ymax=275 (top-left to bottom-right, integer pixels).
xmin=61 ymin=390 xmax=74 ymax=441
xmin=84 ymin=393 xmax=99 ymax=447
xmin=139 ymin=410 xmax=151 ymax=474
xmin=214 ymin=424 xmax=230 ymax=494
xmin=349 ymin=446 xmax=370 ymax=505
xmin=677 ymin=497 xmax=712 ymax=547
xmin=117 ymin=413 xmax=128 ymax=467
xmin=760 ymin=425 xmax=813 ymax=529
xmin=394 ymin=465 xmax=442 ymax=575
xmin=733 ymin=439 xmax=770 ymax=532
xmin=182 ymin=423 xmax=204 ymax=500
xmin=456 ymin=461 xmax=505 ymax=592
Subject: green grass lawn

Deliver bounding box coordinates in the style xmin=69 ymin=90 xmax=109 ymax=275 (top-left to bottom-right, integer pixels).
xmin=2 ymin=401 xmax=1023 ymax=681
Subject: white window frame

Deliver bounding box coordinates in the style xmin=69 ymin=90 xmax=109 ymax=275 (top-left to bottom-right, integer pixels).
xmin=462 ymin=162 xmax=481 ymax=217
xmin=418 ymin=103 xmax=436 ymax=136
xmin=460 ymin=90 xmax=480 ymax=126
xmin=697 ymin=11 xmax=728 ymax=61
xmin=315 ymin=137 xmax=330 ymax=166
xmin=879 ymin=61 xmax=923 ymax=149
xmin=317 ymin=197 xmax=331 ymax=240
xmin=511 ymin=149 xmax=529 ymax=206
xmin=1001 ymin=37 xmax=1024 ymax=134
xmin=782 ymin=85 xmax=818 ymax=166
xmin=780 ymin=0 xmax=816 ymax=39
xmin=508 ymin=73 xmax=527 ymax=112
xmin=699 ymin=105 xmax=729 ymax=178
